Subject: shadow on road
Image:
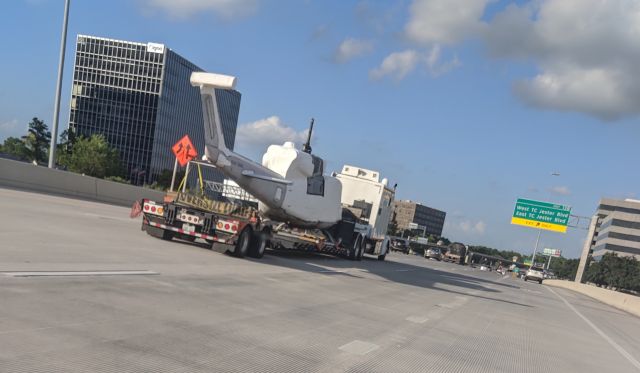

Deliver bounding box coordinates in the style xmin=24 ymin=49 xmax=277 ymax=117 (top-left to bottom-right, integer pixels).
xmin=248 ymin=250 xmax=532 ymax=308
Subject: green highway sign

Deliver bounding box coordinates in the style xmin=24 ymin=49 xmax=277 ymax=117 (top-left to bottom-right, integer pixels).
xmin=511 ymin=198 xmax=571 ymax=233
xmin=543 ymin=248 xmax=562 ymax=257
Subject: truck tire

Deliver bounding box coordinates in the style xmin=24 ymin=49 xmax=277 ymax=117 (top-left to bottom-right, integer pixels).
xmin=377 ymin=240 xmax=388 ymax=261
xmin=233 ymin=226 xmax=252 ymax=258
xmin=348 ymin=246 xmax=357 ymax=260
xmin=248 ymin=229 xmax=268 ymax=259
xmin=349 ymin=234 xmax=363 ymax=261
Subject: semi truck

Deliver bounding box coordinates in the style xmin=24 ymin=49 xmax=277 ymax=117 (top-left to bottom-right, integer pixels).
xmin=134 ymin=70 xmax=394 ymax=260
xmin=442 ymin=242 xmax=467 ymax=264
xmin=135 ymin=161 xmax=393 ymax=260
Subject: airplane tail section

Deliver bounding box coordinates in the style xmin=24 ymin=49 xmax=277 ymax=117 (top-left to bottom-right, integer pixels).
xmin=190 ymin=72 xmax=237 ymax=166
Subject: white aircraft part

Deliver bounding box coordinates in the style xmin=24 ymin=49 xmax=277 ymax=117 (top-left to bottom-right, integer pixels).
xmin=259 ymin=142 xmax=342 ymax=226
xmin=190 ymin=72 xmax=237 ymax=90
xmin=191 ymin=71 xmax=342 ymax=229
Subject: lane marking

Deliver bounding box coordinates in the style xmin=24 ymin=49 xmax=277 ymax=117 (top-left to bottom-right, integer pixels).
xmin=2 ymin=270 xmax=158 ymax=277
xmin=547 ymin=286 xmax=640 ymax=371
xmin=405 ymin=316 xmax=429 ymax=324
xmin=339 ymin=340 xmax=379 ymax=355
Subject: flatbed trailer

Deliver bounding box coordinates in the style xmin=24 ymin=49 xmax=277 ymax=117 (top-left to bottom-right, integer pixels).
xmin=134 ymin=186 xmax=364 ymax=260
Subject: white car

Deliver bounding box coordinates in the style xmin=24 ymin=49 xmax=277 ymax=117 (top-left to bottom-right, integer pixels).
xmin=524 ymin=267 xmax=544 ymax=284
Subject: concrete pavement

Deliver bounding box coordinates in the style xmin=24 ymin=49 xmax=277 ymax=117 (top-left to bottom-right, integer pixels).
xmin=1 ymin=187 xmax=639 ymax=372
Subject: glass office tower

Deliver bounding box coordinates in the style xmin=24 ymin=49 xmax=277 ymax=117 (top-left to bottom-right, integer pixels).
xmin=68 ymin=35 xmax=240 ymax=184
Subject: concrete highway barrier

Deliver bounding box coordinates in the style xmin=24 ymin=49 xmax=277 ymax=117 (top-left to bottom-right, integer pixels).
xmin=545 ymin=279 xmax=640 ymax=318
xmin=0 ymin=157 xmax=165 ymax=207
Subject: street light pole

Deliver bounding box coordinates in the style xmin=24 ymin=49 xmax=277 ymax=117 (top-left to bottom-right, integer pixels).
xmin=48 ymin=0 xmax=71 ymax=168
xmin=530 ymin=172 xmax=560 ymax=268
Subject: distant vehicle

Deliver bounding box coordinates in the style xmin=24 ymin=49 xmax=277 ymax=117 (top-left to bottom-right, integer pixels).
xmin=425 ymin=247 xmax=443 ymax=261
xmin=389 ymin=238 xmax=408 ymax=253
xmin=480 ymin=265 xmax=491 ymax=271
xmin=443 ymin=242 xmax=467 ymax=264
xmin=524 ymin=266 xmax=544 ymax=284
xmin=544 ymin=270 xmax=556 ymax=279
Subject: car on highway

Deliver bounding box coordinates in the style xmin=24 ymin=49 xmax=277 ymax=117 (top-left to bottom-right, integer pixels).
xmin=424 ymin=247 xmax=443 ymax=261
xmin=524 ymin=266 xmax=545 ymax=284
xmin=390 ymin=238 xmax=409 ymax=254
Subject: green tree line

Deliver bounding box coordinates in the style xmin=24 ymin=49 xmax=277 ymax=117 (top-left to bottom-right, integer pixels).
xmin=0 ymin=117 xmax=122 ymax=179
xmin=584 ymin=253 xmax=640 ymax=293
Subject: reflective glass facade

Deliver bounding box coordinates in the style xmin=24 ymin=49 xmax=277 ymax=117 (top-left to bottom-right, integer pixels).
xmin=68 ymin=35 xmax=241 ymax=183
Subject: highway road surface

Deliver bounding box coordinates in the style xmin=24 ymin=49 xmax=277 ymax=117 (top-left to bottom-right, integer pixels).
xmin=1 ymin=187 xmax=639 ymax=372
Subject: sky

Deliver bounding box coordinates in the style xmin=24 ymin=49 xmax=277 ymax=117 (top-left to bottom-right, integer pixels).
xmin=1 ymin=0 xmax=639 ymax=258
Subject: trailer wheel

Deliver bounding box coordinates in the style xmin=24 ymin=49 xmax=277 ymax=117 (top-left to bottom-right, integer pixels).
xmin=233 ymin=226 xmax=252 ymax=258
xmin=348 ymin=234 xmax=363 ymax=260
xmin=248 ymin=229 xmax=268 ymax=259
xmin=356 ymin=238 xmax=365 ymax=261
xmin=377 ymin=240 xmax=388 ymax=261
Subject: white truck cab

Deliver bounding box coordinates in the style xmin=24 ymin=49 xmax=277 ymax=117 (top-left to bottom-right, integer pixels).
xmin=336 ymin=165 xmax=396 ymax=260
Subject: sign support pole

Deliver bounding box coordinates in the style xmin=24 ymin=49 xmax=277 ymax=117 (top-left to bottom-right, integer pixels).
xmin=182 ymin=161 xmax=190 ymax=193
xmin=169 ymin=158 xmax=178 ymax=192
xmin=531 ymin=229 xmax=541 ymax=268
xmin=547 ymin=254 xmax=553 ymax=270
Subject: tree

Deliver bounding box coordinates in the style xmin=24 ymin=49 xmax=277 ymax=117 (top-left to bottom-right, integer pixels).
xmin=0 ymin=137 xmax=29 ymax=160
xmin=57 ymin=127 xmax=78 ymax=158
xmin=22 ymin=118 xmax=51 ymax=164
xmin=58 ymin=134 xmax=122 ymax=178
xmin=584 ymin=253 xmax=640 ymax=292
xmin=387 ymin=219 xmax=399 ymax=236
xmin=155 ymin=169 xmax=185 ymax=190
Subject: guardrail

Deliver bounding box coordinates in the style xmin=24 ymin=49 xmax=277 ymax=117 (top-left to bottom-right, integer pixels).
xmin=0 ymin=158 xmax=164 ymax=207
xmin=545 ymin=279 xmax=640 ymax=318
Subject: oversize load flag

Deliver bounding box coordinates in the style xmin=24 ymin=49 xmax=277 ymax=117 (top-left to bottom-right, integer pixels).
xmin=172 ymin=135 xmax=198 ymax=167
xmin=511 ymin=198 xmax=571 ymax=233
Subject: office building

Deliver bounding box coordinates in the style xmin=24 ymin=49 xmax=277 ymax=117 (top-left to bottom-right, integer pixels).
xmin=575 ymin=198 xmax=640 ymax=282
xmin=68 ymin=35 xmax=241 ymax=183
xmin=392 ymin=200 xmax=446 ymax=237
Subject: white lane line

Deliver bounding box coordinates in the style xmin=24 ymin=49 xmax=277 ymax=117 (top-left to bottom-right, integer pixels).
xmin=339 ymin=340 xmax=379 ymax=355
xmin=547 ymin=286 xmax=640 ymax=371
xmin=2 ymin=270 xmax=158 ymax=277
xmin=405 ymin=316 xmax=429 ymax=324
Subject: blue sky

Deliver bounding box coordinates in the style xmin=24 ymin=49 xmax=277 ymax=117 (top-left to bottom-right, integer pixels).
xmin=2 ymin=0 xmax=639 ymax=258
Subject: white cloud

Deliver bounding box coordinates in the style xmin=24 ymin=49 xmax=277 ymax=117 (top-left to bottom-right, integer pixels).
xmin=549 ymin=186 xmax=571 ymax=196
xmin=0 ymin=119 xmax=18 ymax=131
xmin=235 ymin=116 xmax=309 ymax=158
xmin=485 ymin=0 xmax=640 ymax=120
xmin=425 ymin=44 xmax=461 ymax=76
xmin=370 ymin=46 xmax=460 ymax=81
xmin=141 ymin=0 xmax=258 ymax=19
xmin=334 ymin=38 xmax=374 ymax=63
xmin=0 ymin=119 xmax=21 ymax=140
xmin=369 ymin=49 xmax=420 ymax=80
xmin=459 ymin=219 xmax=487 ymax=235
xmin=389 ymin=0 xmax=640 ymax=120
xmin=405 ymin=0 xmax=493 ymax=45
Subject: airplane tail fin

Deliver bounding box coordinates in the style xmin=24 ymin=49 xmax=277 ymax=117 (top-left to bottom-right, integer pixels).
xmin=190 ymin=72 xmax=237 ymax=165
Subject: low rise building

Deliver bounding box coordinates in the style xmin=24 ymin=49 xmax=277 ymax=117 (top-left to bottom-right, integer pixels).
xmin=575 ymin=198 xmax=640 ymax=282
xmin=392 ymin=200 xmax=446 ymax=237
